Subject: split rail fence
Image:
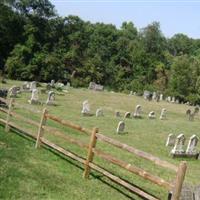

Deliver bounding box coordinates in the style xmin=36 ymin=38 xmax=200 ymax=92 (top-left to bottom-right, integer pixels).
xmin=0 ymin=97 xmax=187 ymax=200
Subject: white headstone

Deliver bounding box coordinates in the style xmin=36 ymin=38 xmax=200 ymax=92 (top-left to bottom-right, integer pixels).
xmin=30 ymin=81 xmax=36 ymax=91
xmin=46 ymin=91 xmax=55 ymax=105
xmin=133 ymin=105 xmax=142 ymax=118
xmin=28 ymin=89 xmax=39 ymax=104
xmin=159 ymin=94 xmax=163 ymax=101
xmin=8 ymin=85 xmax=19 ymax=97
xmin=186 ymin=135 xmax=199 ymax=155
xmin=160 ymin=108 xmax=167 ymax=120
xmin=50 ymin=80 xmax=55 ymax=87
xmin=166 ymin=134 xmax=176 ymax=146
xmin=116 ymin=121 xmax=125 ymax=134
xmin=171 ymin=134 xmax=186 ymax=155
xmin=148 ymin=111 xmax=156 ymax=119
xmin=171 ymin=97 xmax=175 ymax=103
xmin=81 ymin=100 xmax=90 ymax=115
xmin=152 ymin=92 xmax=157 ymax=100
xmin=96 ymin=108 xmax=103 ymax=117
xmin=124 ymin=112 xmax=131 ymax=119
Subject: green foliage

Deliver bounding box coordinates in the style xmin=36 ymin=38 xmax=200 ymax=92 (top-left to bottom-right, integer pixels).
xmin=2 ymin=0 xmax=200 ymax=103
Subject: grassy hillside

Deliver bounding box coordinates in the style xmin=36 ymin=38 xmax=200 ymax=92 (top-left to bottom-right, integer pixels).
xmin=0 ymin=80 xmax=200 ymax=199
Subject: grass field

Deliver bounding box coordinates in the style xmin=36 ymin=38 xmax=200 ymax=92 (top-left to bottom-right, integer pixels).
xmin=0 ymin=80 xmax=200 ymax=199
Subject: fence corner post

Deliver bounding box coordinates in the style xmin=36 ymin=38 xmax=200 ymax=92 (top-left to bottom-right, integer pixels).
xmin=171 ymin=161 xmax=187 ymax=200
xmin=5 ymin=98 xmax=14 ymax=132
xmin=83 ymin=127 xmax=98 ymax=179
xmin=35 ymin=108 xmax=48 ymax=149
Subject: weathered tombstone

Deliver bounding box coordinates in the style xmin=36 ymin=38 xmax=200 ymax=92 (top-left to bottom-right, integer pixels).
xmin=194 ymin=185 xmax=200 ymax=200
xmin=171 ymin=96 xmax=175 ymax=103
xmin=81 ymin=100 xmax=91 ymax=116
xmin=159 ymin=94 xmax=163 ymax=101
xmin=180 ymin=185 xmax=194 ymax=200
xmin=166 ymin=134 xmax=176 ymax=147
xmin=28 ymin=89 xmax=39 ymax=104
xmin=124 ymin=112 xmax=131 ymax=119
xmin=66 ymin=82 xmax=71 ymax=89
xmin=148 ymin=111 xmax=156 ymax=119
xmin=50 ymin=80 xmax=55 ymax=87
xmin=175 ymin=99 xmax=179 ymax=104
xmin=167 ymin=96 xmax=171 ymax=102
xmin=133 ymin=105 xmax=142 ymax=118
xmin=171 ymin=134 xmax=186 ymax=155
xmin=116 ymin=121 xmax=125 ymax=134
xmin=46 ymin=91 xmax=55 ymax=105
xmin=22 ymin=82 xmax=30 ymax=91
xmin=96 ymin=108 xmax=104 ymax=117
xmin=8 ymin=86 xmax=20 ymax=97
xmin=160 ymin=108 xmax=167 ymax=120
xmin=30 ymin=81 xmax=36 ymax=91
xmin=143 ymin=90 xmax=152 ymax=101
xmin=115 ymin=111 xmax=121 ymax=117
xmin=129 ymin=91 xmax=133 ymax=96
xmin=186 ymin=135 xmax=199 ymax=156
xmin=152 ymin=92 xmax=157 ymax=101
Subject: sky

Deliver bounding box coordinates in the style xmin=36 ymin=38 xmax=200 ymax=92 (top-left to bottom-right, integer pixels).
xmin=50 ymin=0 xmax=200 ymax=39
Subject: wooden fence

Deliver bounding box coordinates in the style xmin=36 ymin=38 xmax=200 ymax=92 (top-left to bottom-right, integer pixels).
xmin=0 ymin=97 xmax=187 ymax=200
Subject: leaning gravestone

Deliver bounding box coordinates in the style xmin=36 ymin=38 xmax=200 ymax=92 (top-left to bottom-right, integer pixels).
xmin=96 ymin=108 xmax=103 ymax=117
xmin=186 ymin=135 xmax=199 ymax=156
xmin=28 ymin=89 xmax=39 ymax=104
xmin=160 ymin=108 xmax=167 ymax=120
xmin=116 ymin=121 xmax=125 ymax=134
xmin=124 ymin=112 xmax=131 ymax=119
xmin=171 ymin=134 xmax=186 ymax=156
xmin=166 ymin=134 xmax=176 ymax=147
xmin=148 ymin=111 xmax=156 ymax=119
xmin=133 ymin=105 xmax=142 ymax=118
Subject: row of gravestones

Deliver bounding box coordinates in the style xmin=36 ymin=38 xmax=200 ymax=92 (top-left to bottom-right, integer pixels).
xmin=166 ymin=134 xmax=199 ymax=158
xmin=82 ymin=101 xmax=167 ymax=120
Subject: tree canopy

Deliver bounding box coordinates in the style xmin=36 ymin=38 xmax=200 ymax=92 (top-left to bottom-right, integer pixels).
xmin=1 ymin=0 xmax=200 ymax=104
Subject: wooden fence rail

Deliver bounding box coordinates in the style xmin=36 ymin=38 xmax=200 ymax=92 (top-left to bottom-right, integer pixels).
xmin=0 ymin=97 xmax=187 ymax=200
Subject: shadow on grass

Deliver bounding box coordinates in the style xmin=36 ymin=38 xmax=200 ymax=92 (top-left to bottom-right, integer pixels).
xmin=10 ymin=129 xmax=157 ymax=200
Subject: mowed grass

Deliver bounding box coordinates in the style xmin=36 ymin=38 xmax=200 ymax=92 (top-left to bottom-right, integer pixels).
xmin=0 ymin=80 xmax=200 ymax=199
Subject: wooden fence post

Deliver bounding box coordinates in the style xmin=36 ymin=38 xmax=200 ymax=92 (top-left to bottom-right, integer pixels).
xmin=83 ymin=127 xmax=98 ymax=179
xmin=35 ymin=108 xmax=48 ymax=148
xmin=5 ymin=98 xmax=14 ymax=132
xmin=171 ymin=161 xmax=187 ymax=200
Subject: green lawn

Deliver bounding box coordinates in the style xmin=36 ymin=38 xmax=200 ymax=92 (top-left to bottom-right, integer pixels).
xmin=0 ymin=80 xmax=200 ymax=199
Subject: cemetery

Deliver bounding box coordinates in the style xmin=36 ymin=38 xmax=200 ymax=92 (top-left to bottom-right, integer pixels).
xmin=0 ymin=79 xmax=200 ymax=200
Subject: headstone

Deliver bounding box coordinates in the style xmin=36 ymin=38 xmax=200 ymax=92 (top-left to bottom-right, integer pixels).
xmin=115 ymin=111 xmax=121 ymax=117
xmin=159 ymin=94 xmax=163 ymax=101
xmin=46 ymin=91 xmax=55 ymax=105
xmin=28 ymin=89 xmax=39 ymax=104
xmin=186 ymin=135 xmax=199 ymax=155
xmin=8 ymin=86 xmax=20 ymax=97
xmin=88 ymin=82 xmax=104 ymax=91
xmin=166 ymin=134 xmax=176 ymax=146
xmin=152 ymin=92 xmax=157 ymax=100
xmin=129 ymin=91 xmax=133 ymax=96
xmin=194 ymin=185 xmax=200 ymax=200
xmin=160 ymin=108 xmax=167 ymax=120
xmin=30 ymin=81 xmax=36 ymax=91
xmin=148 ymin=111 xmax=156 ymax=119
xmin=143 ymin=90 xmax=152 ymax=101
xmin=81 ymin=100 xmax=91 ymax=116
xmin=22 ymin=82 xmax=30 ymax=91
xmin=175 ymin=99 xmax=180 ymax=104
xmin=167 ymin=96 xmax=171 ymax=102
xmin=180 ymin=185 xmax=194 ymax=200
xmin=124 ymin=112 xmax=131 ymax=119
xmin=133 ymin=105 xmax=142 ymax=118
xmin=171 ymin=97 xmax=175 ymax=103
xmin=116 ymin=121 xmax=125 ymax=134
xmin=50 ymin=80 xmax=55 ymax=87
xmin=171 ymin=134 xmax=186 ymax=155
xmin=96 ymin=108 xmax=103 ymax=117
